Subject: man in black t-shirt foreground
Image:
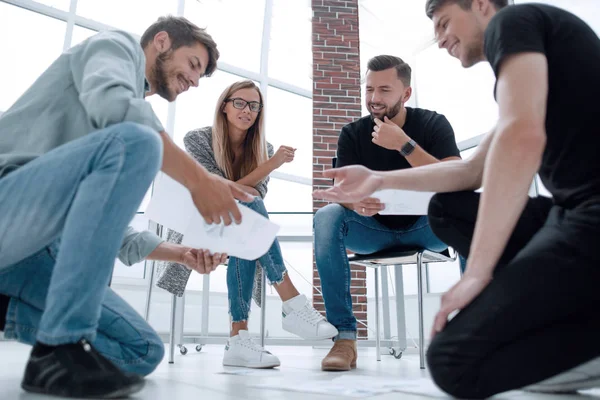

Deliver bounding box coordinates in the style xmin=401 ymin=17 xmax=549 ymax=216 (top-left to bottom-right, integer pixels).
xmin=315 ymin=55 xmax=461 ymax=371
xmin=314 ymin=0 xmax=600 ymax=397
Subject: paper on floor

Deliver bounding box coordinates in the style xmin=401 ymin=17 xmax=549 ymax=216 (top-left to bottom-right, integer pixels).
xmin=372 ymin=189 xmax=435 ymax=215
xmin=253 ymin=380 xmax=393 ymax=397
xmin=253 ymin=375 xmax=449 ymax=398
xmin=145 ymin=173 xmax=279 ymax=260
xmin=333 ymin=376 xmax=450 ymax=398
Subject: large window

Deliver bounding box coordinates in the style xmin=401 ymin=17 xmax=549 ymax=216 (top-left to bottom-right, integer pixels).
xmin=184 ymin=0 xmax=265 ymax=74
xmin=268 ymin=0 xmax=312 ymax=91
xmin=0 ymin=2 xmax=65 ymax=111
xmin=76 ymin=0 xmax=178 ymax=35
xmin=0 ymin=0 xmax=312 ymax=339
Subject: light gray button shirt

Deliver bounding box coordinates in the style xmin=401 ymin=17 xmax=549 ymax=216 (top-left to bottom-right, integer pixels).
xmin=0 ymin=30 xmax=165 ymax=263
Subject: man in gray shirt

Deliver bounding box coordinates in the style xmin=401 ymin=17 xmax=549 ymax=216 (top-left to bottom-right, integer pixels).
xmin=0 ymin=16 xmax=251 ymax=398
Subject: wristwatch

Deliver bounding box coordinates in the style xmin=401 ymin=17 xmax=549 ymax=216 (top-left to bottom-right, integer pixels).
xmin=400 ymin=139 xmax=416 ymax=157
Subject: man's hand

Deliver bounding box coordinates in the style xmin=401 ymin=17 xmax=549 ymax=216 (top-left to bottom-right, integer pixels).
xmin=272 ymin=145 xmax=296 ymax=168
xmin=231 ymin=181 xmax=260 ymax=198
xmin=190 ymin=174 xmax=252 ymax=226
xmin=181 ymin=248 xmax=228 ymax=274
xmin=372 ymin=117 xmax=410 ymax=151
xmin=350 ymin=198 xmax=385 ymax=216
xmin=313 ymin=165 xmax=383 ymax=203
xmin=431 ymin=271 xmax=492 ymax=338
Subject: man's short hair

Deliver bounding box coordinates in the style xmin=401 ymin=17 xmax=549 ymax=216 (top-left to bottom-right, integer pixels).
xmin=367 ymin=55 xmax=412 ymax=86
xmin=426 ymin=0 xmax=509 ymax=19
xmin=140 ymin=15 xmax=219 ymax=77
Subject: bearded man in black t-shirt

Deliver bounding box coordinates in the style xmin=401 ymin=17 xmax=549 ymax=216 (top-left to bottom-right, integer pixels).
xmin=315 ymin=55 xmax=461 ymax=372
xmin=313 ymin=1 xmax=600 ymax=397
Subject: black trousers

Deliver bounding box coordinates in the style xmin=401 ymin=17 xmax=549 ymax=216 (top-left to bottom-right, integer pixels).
xmin=426 ymin=191 xmax=600 ymax=399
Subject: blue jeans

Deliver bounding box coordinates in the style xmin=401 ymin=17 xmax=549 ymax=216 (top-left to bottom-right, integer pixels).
xmin=0 ymin=122 xmax=164 ymax=375
xmin=227 ymin=197 xmax=287 ymax=322
xmin=314 ymin=204 xmax=448 ymax=340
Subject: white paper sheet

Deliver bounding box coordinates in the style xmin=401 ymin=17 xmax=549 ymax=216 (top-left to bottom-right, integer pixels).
xmin=253 ymin=380 xmax=392 ymax=397
xmin=332 ymin=376 xmax=450 ymax=398
xmin=145 ymin=173 xmax=280 ymax=260
xmin=253 ymin=376 xmax=449 ymax=398
xmin=372 ymin=189 xmax=436 ymax=215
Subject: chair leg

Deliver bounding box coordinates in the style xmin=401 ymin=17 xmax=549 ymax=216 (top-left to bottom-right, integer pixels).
xmin=381 ymin=265 xmax=392 ymax=344
xmin=260 ymin=269 xmax=267 ymax=348
xmin=143 ymin=260 xmax=155 ymax=321
xmin=374 ymin=268 xmax=381 ymax=362
xmin=417 ymin=252 xmax=425 ymax=369
xmin=168 ymin=293 xmax=177 ymax=364
xmin=394 ymin=265 xmax=407 ymax=352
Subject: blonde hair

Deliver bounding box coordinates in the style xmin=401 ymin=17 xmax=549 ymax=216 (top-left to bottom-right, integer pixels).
xmin=212 ymin=80 xmax=268 ymax=180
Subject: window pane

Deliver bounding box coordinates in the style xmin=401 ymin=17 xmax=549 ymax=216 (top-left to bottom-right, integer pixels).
xmin=263 ymin=178 xmax=312 ymax=213
xmin=269 ymin=0 xmax=311 ymax=90
xmin=173 ymin=69 xmax=246 ymax=147
xmin=269 ymin=214 xmax=312 ymax=236
xmin=146 ymin=94 xmax=170 ymax=132
xmin=70 ymin=25 xmax=97 ymax=47
xmin=184 ymin=0 xmax=264 ymax=73
xmin=112 ymin=214 xmax=151 ymax=279
xmin=358 ymin=0 xmax=433 ymax=114
xmin=0 ymin=3 xmax=65 ymax=111
xmin=265 ymin=87 xmax=312 ymax=178
xmin=76 ymin=0 xmax=177 ymax=35
xmin=35 ymin=0 xmax=70 ymax=10
xmin=279 ymin=241 xmax=313 ymax=302
xmin=415 ymin=44 xmax=498 ymax=143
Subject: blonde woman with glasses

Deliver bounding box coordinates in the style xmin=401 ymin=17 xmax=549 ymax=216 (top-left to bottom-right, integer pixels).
xmin=157 ymin=80 xmax=337 ymax=368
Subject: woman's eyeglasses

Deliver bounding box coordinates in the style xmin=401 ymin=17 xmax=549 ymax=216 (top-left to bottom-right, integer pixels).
xmin=225 ymin=98 xmax=263 ymax=112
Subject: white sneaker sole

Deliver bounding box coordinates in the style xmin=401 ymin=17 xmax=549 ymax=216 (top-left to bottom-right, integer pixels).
xmin=223 ymin=358 xmax=280 ymax=369
xmin=282 ymin=326 xmax=339 ymax=341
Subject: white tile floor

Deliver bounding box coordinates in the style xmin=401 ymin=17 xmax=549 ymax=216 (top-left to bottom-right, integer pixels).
xmin=1 ymin=341 xmax=599 ymax=400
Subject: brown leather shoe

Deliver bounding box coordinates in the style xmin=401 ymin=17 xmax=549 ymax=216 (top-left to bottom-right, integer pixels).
xmin=321 ymin=339 xmax=357 ymax=371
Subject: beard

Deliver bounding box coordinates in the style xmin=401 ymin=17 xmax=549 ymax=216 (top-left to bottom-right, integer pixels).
xmin=461 ymin=28 xmax=486 ymax=68
xmin=369 ymin=95 xmax=404 ymax=121
xmin=151 ymin=50 xmax=174 ymax=101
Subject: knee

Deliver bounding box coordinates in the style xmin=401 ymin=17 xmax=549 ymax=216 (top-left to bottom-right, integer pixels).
xmin=427 ymin=192 xmax=462 ymax=239
xmin=138 ymin=332 xmax=165 ymax=376
xmin=314 ymin=204 xmax=347 ymax=236
xmin=114 ymin=122 xmax=163 ymax=173
xmin=427 ymin=335 xmax=486 ymax=399
xmin=244 ymin=197 xmax=268 ymax=216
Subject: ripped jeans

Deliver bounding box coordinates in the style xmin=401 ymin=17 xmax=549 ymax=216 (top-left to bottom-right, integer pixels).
xmin=226 ymin=197 xmax=287 ymax=322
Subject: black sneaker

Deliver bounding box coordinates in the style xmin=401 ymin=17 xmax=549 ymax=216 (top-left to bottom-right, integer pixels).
xmin=21 ymin=339 xmax=145 ymax=398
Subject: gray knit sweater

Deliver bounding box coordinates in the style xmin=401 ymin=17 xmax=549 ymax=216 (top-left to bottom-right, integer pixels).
xmin=156 ymin=127 xmax=274 ymax=303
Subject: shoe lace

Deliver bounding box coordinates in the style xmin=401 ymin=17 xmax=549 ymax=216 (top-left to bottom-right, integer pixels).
xmin=297 ymin=304 xmax=326 ymax=326
xmin=239 ymin=337 xmax=266 ymax=353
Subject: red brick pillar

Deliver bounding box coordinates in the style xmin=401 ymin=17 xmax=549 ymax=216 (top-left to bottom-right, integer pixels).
xmin=312 ymin=0 xmax=366 ymax=338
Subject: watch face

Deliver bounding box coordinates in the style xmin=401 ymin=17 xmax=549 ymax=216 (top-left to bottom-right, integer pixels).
xmin=401 ymin=140 xmax=415 ymax=156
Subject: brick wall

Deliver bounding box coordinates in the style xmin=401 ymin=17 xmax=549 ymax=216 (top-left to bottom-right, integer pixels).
xmin=311 ymin=0 xmax=367 ymax=338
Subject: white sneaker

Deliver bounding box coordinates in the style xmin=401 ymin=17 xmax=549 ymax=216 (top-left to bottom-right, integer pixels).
xmin=524 ymin=356 xmax=600 ymax=393
xmin=282 ymin=294 xmax=338 ymax=340
xmin=222 ymin=330 xmax=280 ymax=369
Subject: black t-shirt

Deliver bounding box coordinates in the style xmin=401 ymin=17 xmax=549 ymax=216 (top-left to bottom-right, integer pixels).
xmin=485 ymin=4 xmax=600 ymax=208
xmin=336 ymin=107 xmax=460 ymax=229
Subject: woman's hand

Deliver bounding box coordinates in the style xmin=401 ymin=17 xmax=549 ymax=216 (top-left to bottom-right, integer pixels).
xmin=272 ymin=145 xmax=296 ymax=168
